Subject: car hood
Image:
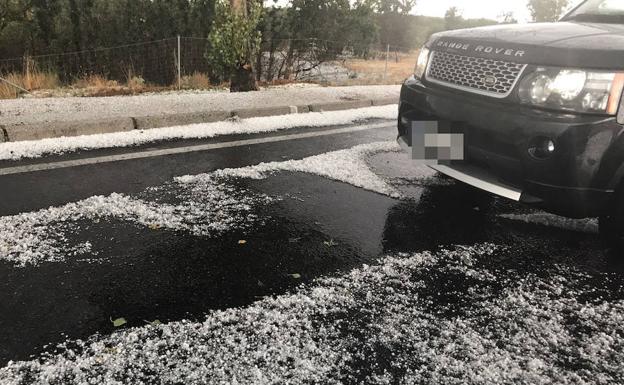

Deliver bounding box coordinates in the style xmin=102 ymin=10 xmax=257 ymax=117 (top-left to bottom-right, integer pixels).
xmin=430 ymin=22 xmax=624 ymax=69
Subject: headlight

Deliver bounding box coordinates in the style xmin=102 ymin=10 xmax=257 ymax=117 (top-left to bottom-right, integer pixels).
xmin=518 ymin=66 xmax=624 ymax=114
xmin=414 ymin=47 xmax=430 ymax=79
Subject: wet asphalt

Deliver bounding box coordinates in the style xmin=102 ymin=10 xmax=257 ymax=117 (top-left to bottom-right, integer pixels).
xmin=0 ymin=120 xmax=622 ymax=367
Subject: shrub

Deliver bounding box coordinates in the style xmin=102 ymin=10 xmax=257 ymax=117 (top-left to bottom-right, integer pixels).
xmin=180 ymin=72 xmax=212 ymax=89
xmin=73 ymin=75 xmax=119 ymax=89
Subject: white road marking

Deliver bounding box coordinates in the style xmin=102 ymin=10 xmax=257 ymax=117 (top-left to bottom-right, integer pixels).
xmin=0 ymin=122 xmax=393 ymax=176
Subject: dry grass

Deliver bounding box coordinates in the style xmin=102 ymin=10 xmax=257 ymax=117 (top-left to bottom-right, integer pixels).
xmin=126 ymin=76 xmax=146 ymax=90
xmin=72 ymin=75 xmax=119 ymax=89
xmin=0 ymin=69 xmax=60 ymax=99
xmin=0 ymin=83 xmax=18 ymax=99
xmin=1 ymin=55 xmax=411 ymax=99
xmin=181 ymin=72 xmax=211 ymax=89
xmin=340 ymin=50 xmax=419 ymax=85
xmin=257 ymin=78 xmax=312 ymax=88
xmin=121 ymin=65 xmax=147 ymax=91
xmin=0 ymin=74 xmax=22 ymax=99
xmin=23 ymin=70 xmax=59 ymax=90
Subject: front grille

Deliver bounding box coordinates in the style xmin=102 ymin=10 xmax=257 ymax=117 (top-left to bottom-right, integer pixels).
xmin=426 ymin=51 xmax=526 ymax=97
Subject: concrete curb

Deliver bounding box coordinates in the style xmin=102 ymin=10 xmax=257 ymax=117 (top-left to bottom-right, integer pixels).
xmin=134 ymin=111 xmax=231 ymax=130
xmin=4 ymin=118 xmax=135 ymax=142
xmin=372 ymin=97 xmax=400 ymax=106
xmin=232 ymin=106 xmax=295 ymax=119
xmin=0 ymin=126 xmax=8 ymax=143
xmin=309 ymin=100 xmax=373 ymax=112
xmin=1 ymin=98 xmax=398 ymax=142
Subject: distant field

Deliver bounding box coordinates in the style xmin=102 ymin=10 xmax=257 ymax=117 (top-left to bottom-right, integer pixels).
xmin=0 ymin=71 xmax=224 ymax=99
xmin=0 ymin=52 xmax=416 ymax=99
xmin=340 ymin=51 xmax=418 ymax=85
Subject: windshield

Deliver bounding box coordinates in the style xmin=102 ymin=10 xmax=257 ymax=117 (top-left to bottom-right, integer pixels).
xmin=564 ymin=0 xmax=624 ymax=22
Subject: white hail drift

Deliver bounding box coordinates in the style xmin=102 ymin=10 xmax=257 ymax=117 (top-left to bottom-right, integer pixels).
xmin=0 ymin=178 xmax=274 ymax=266
xmin=0 ymin=105 xmax=397 ymax=161
xmin=181 ymin=141 xmax=436 ymax=198
xmin=1 ymin=243 xmax=622 ymax=384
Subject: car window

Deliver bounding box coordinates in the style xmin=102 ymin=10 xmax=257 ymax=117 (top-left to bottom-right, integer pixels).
xmin=571 ymin=0 xmax=624 ymax=15
xmin=598 ymin=0 xmax=624 ymax=13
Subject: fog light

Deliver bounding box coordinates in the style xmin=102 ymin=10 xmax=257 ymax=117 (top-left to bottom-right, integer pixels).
xmin=528 ymin=137 xmax=556 ymax=159
xmin=547 ymin=140 xmax=555 ymax=152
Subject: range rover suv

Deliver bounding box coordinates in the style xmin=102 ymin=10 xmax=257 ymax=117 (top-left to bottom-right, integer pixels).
xmin=398 ymin=0 xmax=624 ymax=254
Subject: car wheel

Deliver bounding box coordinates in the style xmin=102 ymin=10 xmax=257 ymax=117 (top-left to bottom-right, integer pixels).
xmin=454 ymin=182 xmax=494 ymax=213
xmin=599 ymin=189 xmax=624 ymax=256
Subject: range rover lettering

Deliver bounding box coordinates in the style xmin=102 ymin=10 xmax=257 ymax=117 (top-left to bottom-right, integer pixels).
xmin=398 ymin=0 xmax=624 ymax=254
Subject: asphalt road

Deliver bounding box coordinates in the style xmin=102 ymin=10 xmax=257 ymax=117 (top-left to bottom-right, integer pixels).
xmin=0 ymin=119 xmax=623 ymax=384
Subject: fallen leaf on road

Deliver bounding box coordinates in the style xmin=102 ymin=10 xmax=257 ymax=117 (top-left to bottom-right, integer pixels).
xmin=111 ymin=317 xmax=127 ymax=327
xmin=289 ymin=273 xmax=302 ymax=279
xmin=238 ymin=240 xmax=247 ymax=245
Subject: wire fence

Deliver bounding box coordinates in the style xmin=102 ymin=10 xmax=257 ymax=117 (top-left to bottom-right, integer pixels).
xmin=0 ymin=37 xmax=416 ymax=94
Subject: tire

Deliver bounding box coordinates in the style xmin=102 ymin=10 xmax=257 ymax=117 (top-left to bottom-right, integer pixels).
xmin=599 ymin=216 xmax=624 ymax=257
xmin=453 ymin=182 xmax=495 ymax=213
xmin=433 ymin=172 xmax=494 ymax=211
xmin=599 ymin=189 xmax=624 ymax=256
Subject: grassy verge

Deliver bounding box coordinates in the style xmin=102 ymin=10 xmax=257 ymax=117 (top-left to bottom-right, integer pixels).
xmin=339 ymin=51 xmax=418 ymax=85
xmin=0 ymin=71 xmax=227 ymax=99
xmin=1 ymin=52 xmax=413 ymax=99
xmin=0 ymin=70 xmax=60 ymax=98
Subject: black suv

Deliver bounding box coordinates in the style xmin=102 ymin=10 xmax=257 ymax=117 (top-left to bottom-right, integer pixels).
xmin=398 ymin=0 xmax=624 ymax=254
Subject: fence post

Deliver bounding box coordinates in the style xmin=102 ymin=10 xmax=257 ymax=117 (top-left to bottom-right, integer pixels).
xmin=25 ymin=56 xmax=31 ymax=90
xmin=384 ymin=44 xmax=390 ymax=81
xmin=177 ymin=35 xmax=181 ymax=90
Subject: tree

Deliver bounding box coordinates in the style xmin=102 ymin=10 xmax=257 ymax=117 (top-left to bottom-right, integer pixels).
xmin=256 ymin=4 xmax=289 ymax=81
xmin=371 ymin=0 xmax=416 ymax=15
xmin=206 ymin=0 xmax=262 ymax=91
xmin=527 ymin=0 xmax=569 ymax=22
xmin=188 ymin=0 xmax=217 ymax=38
xmin=66 ymin=0 xmax=83 ymax=52
xmin=348 ymin=0 xmax=380 ymax=54
xmin=254 ymin=0 xmax=379 ymax=82
xmin=368 ymin=0 xmax=416 ymax=49
xmin=498 ymin=11 xmax=518 ymax=24
xmin=285 ymin=0 xmax=352 ymax=78
xmin=0 ymin=0 xmax=30 ymax=34
xmin=444 ymin=6 xmax=463 ymax=30
xmin=30 ymin=0 xmax=61 ymax=49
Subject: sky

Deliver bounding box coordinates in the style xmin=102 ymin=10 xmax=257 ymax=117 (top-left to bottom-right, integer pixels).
xmin=271 ymin=0 xmax=582 ymax=23
xmin=415 ymin=0 xmax=532 ymax=22
xmin=415 ymin=0 xmax=582 ymax=22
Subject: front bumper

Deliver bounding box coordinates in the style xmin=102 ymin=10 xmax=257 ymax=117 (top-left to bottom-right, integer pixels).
xmin=399 ymin=76 xmax=624 ymax=218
